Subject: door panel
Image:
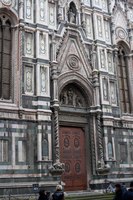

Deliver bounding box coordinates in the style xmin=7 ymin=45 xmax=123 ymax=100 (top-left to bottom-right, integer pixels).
xmin=59 ymin=127 xmax=87 ymax=191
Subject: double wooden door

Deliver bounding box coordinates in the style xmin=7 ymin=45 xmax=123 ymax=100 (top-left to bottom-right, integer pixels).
xmin=59 ymin=127 xmax=87 ymax=191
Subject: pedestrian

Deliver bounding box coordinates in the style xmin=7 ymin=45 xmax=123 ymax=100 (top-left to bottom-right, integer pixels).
xmin=113 ymin=183 xmax=124 ymax=200
xmin=38 ymin=189 xmax=49 ymax=200
xmin=52 ymin=185 xmax=64 ymax=200
xmin=123 ymin=181 xmax=133 ymax=200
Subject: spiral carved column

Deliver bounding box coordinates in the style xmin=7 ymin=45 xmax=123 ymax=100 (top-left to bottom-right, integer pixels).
xmin=54 ymin=109 xmax=60 ymax=163
xmin=96 ymin=114 xmax=104 ymax=161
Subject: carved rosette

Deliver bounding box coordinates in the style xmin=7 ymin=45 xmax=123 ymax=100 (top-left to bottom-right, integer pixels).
xmin=67 ymin=55 xmax=80 ymax=71
xmin=115 ymin=27 xmax=128 ymax=40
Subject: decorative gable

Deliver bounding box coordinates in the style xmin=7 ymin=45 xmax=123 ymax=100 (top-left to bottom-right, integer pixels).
xmin=56 ymin=30 xmax=92 ymax=80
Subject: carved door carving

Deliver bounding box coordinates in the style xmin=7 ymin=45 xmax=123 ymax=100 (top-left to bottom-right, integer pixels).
xmin=59 ymin=127 xmax=87 ymax=191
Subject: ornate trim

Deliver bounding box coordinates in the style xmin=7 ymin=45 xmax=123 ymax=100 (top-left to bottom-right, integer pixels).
xmin=67 ymin=54 xmax=80 ymax=71
xmin=2 ymin=0 xmax=12 ymax=6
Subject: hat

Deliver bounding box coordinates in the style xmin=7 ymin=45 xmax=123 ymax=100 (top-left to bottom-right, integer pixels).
xmin=130 ymin=181 xmax=133 ymax=187
xmin=56 ymin=185 xmax=63 ymax=191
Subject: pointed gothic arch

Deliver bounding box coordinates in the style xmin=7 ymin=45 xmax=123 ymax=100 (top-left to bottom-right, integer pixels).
xmin=117 ymin=42 xmax=131 ymax=113
xmin=0 ymin=8 xmax=18 ymax=101
xmin=58 ymin=72 xmax=94 ymax=107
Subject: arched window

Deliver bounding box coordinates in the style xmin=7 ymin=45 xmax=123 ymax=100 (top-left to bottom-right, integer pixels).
xmin=0 ymin=15 xmax=12 ymax=100
xmin=117 ymin=46 xmax=130 ymax=113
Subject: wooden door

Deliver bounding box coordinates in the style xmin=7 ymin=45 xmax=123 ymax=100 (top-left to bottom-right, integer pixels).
xmin=59 ymin=127 xmax=87 ymax=191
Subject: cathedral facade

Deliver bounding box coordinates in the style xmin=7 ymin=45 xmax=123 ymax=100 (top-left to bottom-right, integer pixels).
xmin=0 ymin=0 xmax=133 ymax=194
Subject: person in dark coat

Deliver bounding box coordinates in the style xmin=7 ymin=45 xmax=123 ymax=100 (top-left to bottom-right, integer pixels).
xmin=38 ymin=189 xmax=48 ymax=200
xmin=123 ymin=181 xmax=133 ymax=200
xmin=113 ymin=183 xmax=125 ymax=200
xmin=52 ymin=185 xmax=64 ymax=200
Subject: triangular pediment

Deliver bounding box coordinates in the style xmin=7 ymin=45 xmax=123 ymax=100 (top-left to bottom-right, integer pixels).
xmin=56 ymin=30 xmax=92 ymax=80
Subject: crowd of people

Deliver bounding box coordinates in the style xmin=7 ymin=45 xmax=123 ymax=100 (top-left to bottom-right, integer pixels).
xmin=38 ymin=185 xmax=64 ymax=200
xmin=113 ymin=181 xmax=133 ymax=200
xmin=38 ymin=181 xmax=133 ymax=200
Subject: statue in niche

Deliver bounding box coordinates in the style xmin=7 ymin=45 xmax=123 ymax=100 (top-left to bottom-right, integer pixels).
xmin=68 ymin=9 xmax=75 ymax=23
xmin=67 ymin=88 xmax=74 ymax=105
xmin=91 ymin=43 xmax=97 ymax=69
xmin=103 ymin=79 xmax=108 ymax=101
xmin=60 ymin=91 xmax=67 ymax=105
xmin=108 ymin=142 xmax=113 ymax=159
xmin=68 ymin=2 xmax=76 ymax=24
xmin=75 ymin=95 xmax=82 ymax=107
xmin=60 ymin=86 xmax=84 ymax=108
xmin=100 ymin=50 xmax=105 ymax=68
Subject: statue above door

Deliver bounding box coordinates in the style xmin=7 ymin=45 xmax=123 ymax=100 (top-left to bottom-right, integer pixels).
xmin=60 ymin=84 xmax=87 ymax=108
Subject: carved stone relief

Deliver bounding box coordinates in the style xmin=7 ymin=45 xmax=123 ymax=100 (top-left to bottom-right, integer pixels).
xmin=84 ymin=0 xmax=90 ymax=5
xmin=95 ymin=0 xmax=100 ymax=6
xmin=39 ymin=0 xmax=46 ymax=22
xmin=67 ymin=55 xmax=80 ymax=71
xmin=2 ymin=0 xmax=12 ymax=5
xmin=100 ymin=49 xmax=106 ymax=69
xmin=116 ymin=27 xmax=127 ymax=40
xmin=102 ymin=0 xmax=107 ymax=11
xmin=49 ymin=4 xmax=55 ymax=26
xmin=26 ymin=0 xmax=32 ymax=19
xmin=97 ymin=15 xmax=103 ymax=38
xmin=110 ymin=82 xmax=116 ymax=104
xmin=40 ymin=66 xmax=47 ymax=95
xmin=25 ymin=32 xmax=33 ymax=56
xmin=104 ymin=20 xmax=110 ymax=43
xmin=39 ymin=33 xmax=46 ymax=55
xmin=107 ymin=52 xmax=113 ymax=73
xmin=102 ymin=78 xmax=109 ymax=101
xmin=24 ymin=66 xmax=33 ymax=94
xmin=60 ymin=84 xmax=86 ymax=108
xmin=85 ymin=15 xmax=92 ymax=38
xmin=128 ymin=9 xmax=133 ymax=22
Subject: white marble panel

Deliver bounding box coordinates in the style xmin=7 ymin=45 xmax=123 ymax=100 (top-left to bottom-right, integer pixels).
xmin=24 ymin=66 xmax=34 ymax=95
